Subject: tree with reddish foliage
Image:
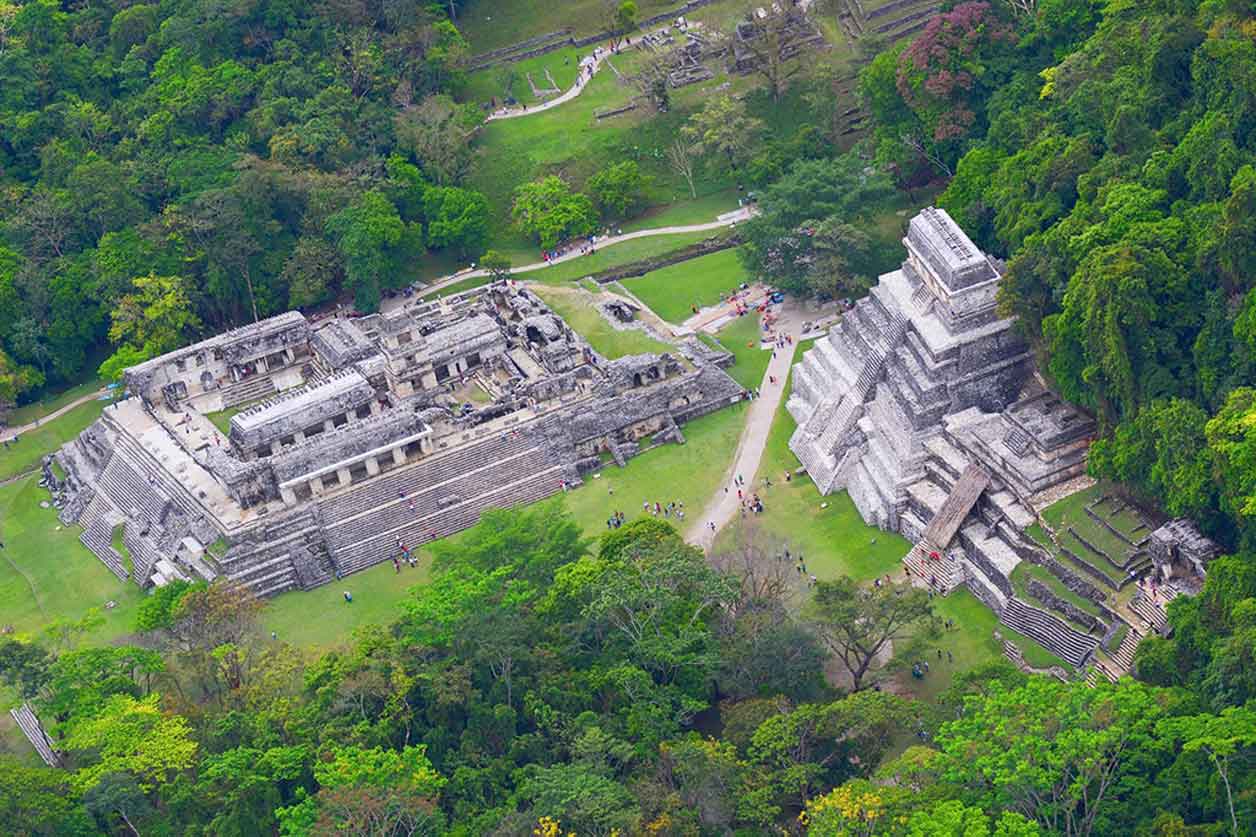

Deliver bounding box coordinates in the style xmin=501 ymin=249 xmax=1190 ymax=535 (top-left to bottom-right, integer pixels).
xmin=895 ymin=2 xmax=1018 ymax=144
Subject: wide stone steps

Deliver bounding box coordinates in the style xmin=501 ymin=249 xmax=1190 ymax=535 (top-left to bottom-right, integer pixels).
xmin=324 ymin=444 xmax=551 ymax=550
xmin=329 ymin=464 xmax=565 ymax=576
xmin=1128 ymin=594 xmax=1169 ymax=636
xmin=9 ymin=703 xmax=61 ymax=767
xmin=320 ymin=431 xmax=533 ymax=525
xmin=97 ymin=454 xmax=171 ymax=524
xmin=1000 ymin=597 xmax=1098 ymax=667
xmin=79 ymin=500 xmax=129 ymax=581
xmin=221 ymin=375 xmax=277 ymax=408
xmin=106 ymin=424 xmax=206 ymax=522
xmin=1110 ymin=624 xmax=1142 ymax=672
xmin=902 ymin=542 xmax=962 ymax=593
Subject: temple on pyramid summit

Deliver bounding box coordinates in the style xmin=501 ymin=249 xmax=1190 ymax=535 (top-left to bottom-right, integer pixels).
xmin=786 ymin=207 xmax=1221 ymax=680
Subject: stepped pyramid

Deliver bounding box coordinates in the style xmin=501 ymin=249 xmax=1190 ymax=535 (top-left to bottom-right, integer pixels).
xmin=787 ymin=207 xmax=1032 ymax=530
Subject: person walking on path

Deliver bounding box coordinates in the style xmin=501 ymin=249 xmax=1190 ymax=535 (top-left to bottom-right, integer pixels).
xmin=688 ymin=303 xmax=805 ymax=548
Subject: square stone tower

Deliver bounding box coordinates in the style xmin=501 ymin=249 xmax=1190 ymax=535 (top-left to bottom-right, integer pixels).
xmin=787 ymin=207 xmax=1031 ymax=529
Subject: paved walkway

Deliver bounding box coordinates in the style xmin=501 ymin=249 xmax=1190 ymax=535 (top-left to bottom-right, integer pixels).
xmin=387 ymin=206 xmax=755 ymax=312
xmin=485 ymin=23 xmax=691 ymax=122
xmin=1 ymin=388 xmax=108 ymax=444
xmin=687 ymin=301 xmax=809 ymax=551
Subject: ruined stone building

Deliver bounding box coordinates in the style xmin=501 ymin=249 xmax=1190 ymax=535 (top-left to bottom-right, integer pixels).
xmin=53 ymin=283 xmax=744 ymax=597
xmin=788 ymin=207 xmax=1219 ymax=677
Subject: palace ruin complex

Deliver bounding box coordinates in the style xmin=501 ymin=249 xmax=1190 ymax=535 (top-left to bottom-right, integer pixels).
xmin=788 ymin=206 xmax=1219 ymax=678
xmin=51 ymin=283 xmax=744 ymax=598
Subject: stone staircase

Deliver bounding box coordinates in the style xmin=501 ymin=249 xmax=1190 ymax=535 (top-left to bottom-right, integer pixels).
xmin=9 ymin=703 xmax=61 ymax=767
xmin=902 ymin=542 xmax=962 ymax=593
xmin=220 ymin=375 xmax=278 ymax=408
xmin=78 ymin=494 xmax=129 ymax=581
xmin=1128 ymin=593 xmax=1170 ymax=636
xmin=999 ymin=597 xmax=1098 ymax=668
xmin=320 ymin=431 xmax=566 ymax=576
xmin=1110 ymin=624 xmax=1142 ymax=672
xmin=97 ymin=454 xmax=173 ymax=525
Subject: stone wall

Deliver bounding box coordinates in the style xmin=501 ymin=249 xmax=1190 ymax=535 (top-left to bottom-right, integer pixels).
xmin=1026 ymin=578 xmax=1107 ymax=634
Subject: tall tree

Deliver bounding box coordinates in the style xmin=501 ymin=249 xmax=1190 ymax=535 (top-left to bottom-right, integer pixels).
xmin=805 ymin=577 xmax=933 ymax=691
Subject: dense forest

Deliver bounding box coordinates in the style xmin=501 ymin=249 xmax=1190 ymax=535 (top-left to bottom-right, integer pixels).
xmin=0 ymin=0 xmax=488 ymax=402
xmin=3 ymin=0 xmax=1256 ymax=834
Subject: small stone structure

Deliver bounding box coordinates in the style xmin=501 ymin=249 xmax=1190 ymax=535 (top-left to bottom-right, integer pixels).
xmin=54 ymin=283 xmax=744 ymax=597
xmin=1147 ymin=519 xmax=1220 ymax=592
xmin=731 ymin=1 xmax=825 ymax=75
xmin=786 ymin=207 xmax=1220 ymax=672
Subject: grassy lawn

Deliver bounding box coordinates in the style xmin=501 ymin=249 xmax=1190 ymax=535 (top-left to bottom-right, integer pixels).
xmin=621 ymin=189 xmax=740 ymax=231
xmin=0 ymin=398 xmax=107 ymax=480
xmin=7 ymin=378 xmax=105 ymax=426
xmin=530 ymin=230 xmax=728 ymax=284
xmin=420 ymin=230 xmax=730 ymax=297
xmin=0 ymin=475 xmax=144 ymax=645
xmin=623 ymin=247 xmax=750 ymax=324
xmin=531 ymin=286 xmax=675 ymax=358
xmin=262 ymin=400 xmax=752 ymax=648
xmin=464 ymin=45 xmax=587 ymax=107
xmin=712 ymin=314 xmax=772 ymax=390
xmin=205 ymin=406 xmax=242 ymax=435
xmin=261 ymin=559 xmax=432 ymax=650
xmin=562 ymin=400 xmax=749 ymax=533
xmin=457 ymin=0 xmax=677 ymax=53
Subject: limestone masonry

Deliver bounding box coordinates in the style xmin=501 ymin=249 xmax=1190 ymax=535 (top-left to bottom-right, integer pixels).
xmin=788 ymin=207 xmax=1219 ymax=679
xmin=51 ymin=282 xmax=744 ymax=598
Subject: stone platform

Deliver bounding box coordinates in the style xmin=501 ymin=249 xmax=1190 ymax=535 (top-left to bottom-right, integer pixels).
xmin=52 ymin=282 xmax=745 ymax=597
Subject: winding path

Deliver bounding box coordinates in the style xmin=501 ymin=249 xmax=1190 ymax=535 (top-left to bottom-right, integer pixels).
xmin=402 ymin=206 xmax=754 ymax=307
xmin=484 ymin=23 xmax=692 ymax=122
xmin=1 ymin=388 xmax=108 ymax=444
xmin=687 ymin=300 xmax=810 ymax=550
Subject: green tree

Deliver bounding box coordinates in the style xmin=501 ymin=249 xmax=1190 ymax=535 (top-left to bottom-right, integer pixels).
xmin=107 ymin=273 xmax=202 ymax=356
xmin=805 ymin=577 xmax=933 ymax=691
xmin=511 ymin=176 xmax=598 ymax=249
xmin=479 ymin=249 xmax=512 ymax=280
xmin=588 ymin=161 xmax=650 ymax=221
xmin=682 ymin=94 xmax=765 ymax=173
xmin=0 ymin=758 xmax=94 ymax=836
xmin=936 ymin=678 xmax=1170 ymax=837
xmin=424 ymin=186 xmax=489 ymax=257
xmin=282 ymin=237 xmax=345 ymax=310
xmin=1159 ymin=705 xmax=1256 ymax=835
xmin=325 ymin=191 xmax=406 ymax=312
xmin=62 ymin=693 xmax=198 ymax=792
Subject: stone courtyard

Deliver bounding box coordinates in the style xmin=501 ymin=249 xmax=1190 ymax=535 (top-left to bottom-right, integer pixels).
xmin=50 ymin=282 xmax=745 ymax=597
xmin=788 ymin=207 xmax=1220 ymax=678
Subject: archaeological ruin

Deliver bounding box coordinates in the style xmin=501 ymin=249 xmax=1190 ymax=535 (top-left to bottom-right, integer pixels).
xmin=788 ymin=206 xmax=1220 ymax=680
xmin=50 ymin=283 xmax=745 ymax=598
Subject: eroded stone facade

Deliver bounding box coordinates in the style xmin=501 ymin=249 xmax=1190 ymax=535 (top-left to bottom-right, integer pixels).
xmin=786 ymin=207 xmax=1224 ymax=673
xmin=53 ymin=282 xmax=744 ymax=596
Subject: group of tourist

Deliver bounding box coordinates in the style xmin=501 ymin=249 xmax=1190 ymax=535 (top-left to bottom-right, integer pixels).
xmin=643 ymin=499 xmax=685 ymax=520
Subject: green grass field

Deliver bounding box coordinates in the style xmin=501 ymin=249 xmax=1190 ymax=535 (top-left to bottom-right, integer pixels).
xmin=562 ymin=399 xmax=749 ymax=532
xmin=623 ymin=247 xmax=750 ymax=324
xmin=0 ymin=475 xmax=144 ymax=645
xmin=420 ymin=230 xmax=730 ymax=296
xmin=531 ymin=286 xmax=675 ymax=358
xmin=262 ymin=400 xmax=751 ymax=647
xmin=0 ymin=398 xmax=107 ymax=480
xmin=713 ymin=314 xmax=772 ymax=390
xmin=456 ymin=0 xmax=678 ymax=52
xmin=7 ymin=379 xmax=105 ymax=426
